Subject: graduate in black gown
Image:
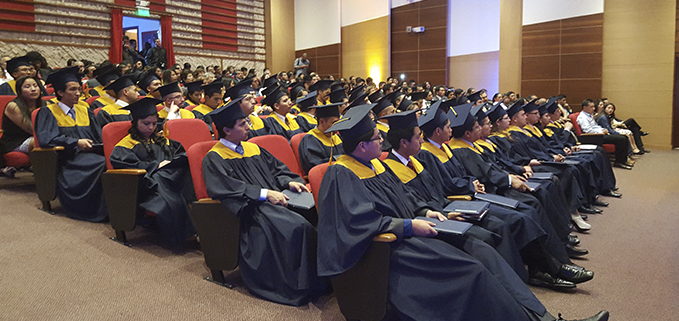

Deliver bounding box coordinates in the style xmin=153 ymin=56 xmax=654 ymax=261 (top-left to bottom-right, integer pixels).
xmin=317 ymin=105 xmax=608 ymax=321
xmin=183 ymin=80 xmax=204 ymax=107
xmin=202 ymin=99 xmax=326 ymax=306
xmin=109 ymin=97 xmax=195 ymax=245
xmin=137 ymin=71 xmax=162 ymax=100
xmin=191 ymin=81 xmax=224 ymax=133
xmin=294 ymin=91 xmax=318 ymax=133
xmin=380 ymin=110 xmax=593 ymax=289
xmin=224 ymin=79 xmax=268 ymax=139
xmin=0 ymin=56 xmax=33 ymax=96
xmin=372 ymin=96 xmax=395 ymax=152
xmin=297 ymin=102 xmax=344 ymax=174
xmin=262 ymin=84 xmax=303 ymax=141
xmin=155 ymin=82 xmax=195 ymax=127
xmin=35 ymin=67 xmax=107 ymax=222
xmin=96 ymin=75 xmax=138 ymax=129
xmin=90 ymin=67 xmax=122 ymax=109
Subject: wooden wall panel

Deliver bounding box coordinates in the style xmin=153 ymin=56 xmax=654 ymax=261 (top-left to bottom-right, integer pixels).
xmin=296 ymin=43 xmax=341 ymax=79
xmin=390 ymin=0 xmax=447 ymax=84
xmin=521 ymin=13 xmax=603 ymax=105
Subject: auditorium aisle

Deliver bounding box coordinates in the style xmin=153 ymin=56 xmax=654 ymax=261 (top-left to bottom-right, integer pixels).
xmin=1 ymin=151 xmax=678 ymax=320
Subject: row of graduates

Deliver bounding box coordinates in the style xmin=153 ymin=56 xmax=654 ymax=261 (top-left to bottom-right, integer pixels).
xmin=35 ymin=65 xmax=611 ymax=320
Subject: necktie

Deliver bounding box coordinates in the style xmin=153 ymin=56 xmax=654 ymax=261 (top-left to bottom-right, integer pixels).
xmin=246 ymin=117 xmax=253 ymax=128
xmin=406 ymin=160 xmax=415 ymax=171
xmin=235 ymin=144 xmax=244 ymax=155
xmin=67 ymin=108 xmax=76 ymax=121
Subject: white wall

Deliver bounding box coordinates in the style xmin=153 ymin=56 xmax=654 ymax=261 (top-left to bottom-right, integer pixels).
xmin=523 ymin=0 xmax=604 ymax=25
xmin=447 ymin=0 xmax=501 ymax=57
xmin=341 ymin=0 xmax=389 ymax=26
xmin=391 ymin=0 xmax=423 ymax=9
xmin=294 ymin=0 xmax=341 ymax=50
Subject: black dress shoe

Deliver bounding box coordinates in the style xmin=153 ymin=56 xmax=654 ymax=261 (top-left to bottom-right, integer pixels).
xmin=566 ymin=244 xmax=589 ymax=258
xmin=613 ymin=163 xmax=632 ymax=170
xmin=611 ymin=186 xmax=619 ymax=191
xmin=558 ymin=310 xmax=610 ymax=321
xmin=641 ymin=131 xmax=649 ymax=136
xmin=568 ymin=233 xmax=580 ymax=245
xmin=578 ymin=205 xmax=602 ymax=214
xmin=601 ymin=190 xmax=622 ymax=198
xmin=592 ymin=199 xmax=608 ymax=207
xmin=580 ymin=214 xmax=588 ymax=220
xmin=527 ymin=271 xmax=576 ymax=290
xmin=557 ymin=264 xmax=594 ymax=283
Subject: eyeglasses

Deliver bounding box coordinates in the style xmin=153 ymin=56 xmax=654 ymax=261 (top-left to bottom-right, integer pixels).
xmin=368 ymin=136 xmax=383 ymax=142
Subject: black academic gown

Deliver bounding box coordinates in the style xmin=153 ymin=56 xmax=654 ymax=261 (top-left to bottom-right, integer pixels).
xmin=417 ymin=141 xmax=570 ymax=264
xmin=191 ymin=104 xmax=215 ymax=133
xmin=35 ymin=103 xmax=107 ymax=222
xmin=295 ymin=112 xmax=317 ymax=132
xmin=202 ymin=141 xmax=325 ymax=306
xmin=262 ymin=113 xmax=303 ymax=141
xmin=110 ymin=135 xmax=195 ymax=245
xmin=96 ymin=103 xmax=133 ymax=129
xmin=317 ymin=155 xmax=550 ymax=321
xmin=297 ymin=128 xmax=344 ymax=174
xmin=0 ymin=80 xmax=16 ymax=95
xmin=90 ymin=95 xmax=116 ymax=110
xmin=376 ymin=122 xmax=392 ymax=152
xmin=246 ymin=114 xmax=268 ymax=139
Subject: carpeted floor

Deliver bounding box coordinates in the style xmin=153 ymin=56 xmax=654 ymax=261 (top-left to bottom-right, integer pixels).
xmin=0 ymin=151 xmax=678 ymax=320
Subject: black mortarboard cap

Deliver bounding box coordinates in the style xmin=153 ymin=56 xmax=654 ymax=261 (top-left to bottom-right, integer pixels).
xmin=226 ymin=78 xmax=254 ymax=100
xmin=418 ymin=107 xmax=448 ymax=135
xmin=368 ymin=90 xmax=384 ymax=103
xmin=329 ymin=88 xmax=347 ymax=103
xmin=544 ymin=97 xmax=559 ymax=114
xmin=104 ymin=75 xmax=136 ymax=93
xmin=6 ymin=55 xmax=31 ymax=73
xmin=325 ymin=104 xmax=375 ymax=146
xmin=94 ymin=65 xmax=121 ymax=85
xmin=348 ymin=84 xmax=366 ymax=102
xmin=330 ymin=83 xmax=344 ymax=92
xmin=384 ymin=91 xmax=403 ymax=104
xmin=157 ymin=82 xmax=182 ymax=98
xmin=506 ymin=99 xmax=527 ymax=118
xmin=467 ymin=91 xmax=482 ymax=103
xmin=123 ymin=97 xmax=163 ymax=119
xmin=379 ymin=109 xmax=420 ymax=130
xmin=372 ymin=96 xmax=394 ymax=116
xmin=538 ymin=104 xmax=548 ymax=115
xmin=346 ymin=92 xmax=369 ymax=111
xmin=207 ymin=96 xmax=246 ymax=129
xmin=138 ymin=71 xmax=160 ymax=90
xmin=450 ymin=102 xmax=475 ymax=137
xmin=486 ymin=103 xmax=507 ymax=123
xmin=289 ymin=82 xmax=307 ymax=101
xmin=310 ymin=102 xmax=342 ymax=119
xmin=185 ymin=80 xmax=204 ymax=93
xmin=309 ymin=79 xmax=333 ymax=92
xmin=261 ymin=84 xmax=287 ymax=107
xmin=397 ymin=98 xmax=412 ymax=111
xmin=470 ymin=103 xmax=487 ymax=121
xmin=296 ymin=91 xmax=318 ymax=111
xmin=522 ymin=99 xmax=539 ymax=113
xmin=410 ymin=91 xmax=426 ymax=101
xmin=45 ymin=66 xmax=81 ymax=92
xmin=262 ymin=76 xmax=278 ymax=89
xmin=202 ymin=81 xmax=224 ymax=97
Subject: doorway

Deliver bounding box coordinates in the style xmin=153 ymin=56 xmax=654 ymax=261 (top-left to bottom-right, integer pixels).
xmin=122 ymin=16 xmax=161 ymax=57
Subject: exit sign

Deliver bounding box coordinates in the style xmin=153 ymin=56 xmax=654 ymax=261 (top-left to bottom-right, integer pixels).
xmin=136 ymin=8 xmax=150 ymax=17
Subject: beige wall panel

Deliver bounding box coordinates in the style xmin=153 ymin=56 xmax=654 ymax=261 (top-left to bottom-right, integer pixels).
xmin=265 ymin=0 xmax=295 ymax=73
xmin=602 ymin=0 xmax=675 ymax=149
xmin=447 ymin=51 xmax=500 ymax=90
xmin=499 ymin=0 xmax=522 ymax=93
xmin=341 ymin=16 xmax=390 ymax=81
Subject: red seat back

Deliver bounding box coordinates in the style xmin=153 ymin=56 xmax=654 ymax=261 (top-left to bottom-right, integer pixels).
xmin=101 ymin=122 xmax=132 ymax=170
xmin=93 ymin=107 xmax=103 ymax=116
xmin=185 ymin=105 xmax=198 ymax=111
xmin=156 ymin=105 xmax=164 ymax=112
xmin=164 ymin=118 xmax=213 ymax=151
xmin=86 ymin=96 xmax=100 ymax=106
xmin=379 ymin=151 xmax=389 ymax=161
xmin=45 ymin=86 xmax=54 ymax=95
xmin=187 ymin=141 xmax=219 ymax=200
xmin=249 ymin=135 xmax=305 ymax=179
xmin=41 ymin=96 xmax=55 ymax=101
xmin=308 ymin=162 xmax=330 ymax=207
xmin=290 ymin=132 xmax=305 ymax=172
xmin=570 ymin=112 xmax=582 ymax=135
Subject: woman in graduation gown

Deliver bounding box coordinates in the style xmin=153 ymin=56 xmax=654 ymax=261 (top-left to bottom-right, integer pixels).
xmin=109 ymin=97 xmax=195 ymax=246
xmin=317 ymin=106 xmax=608 ymax=321
xmin=35 ymin=67 xmax=107 ymax=222
xmin=202 ymin=99 xmax=326 ymax=306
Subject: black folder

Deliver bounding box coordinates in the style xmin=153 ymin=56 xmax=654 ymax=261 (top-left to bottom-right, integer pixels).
xmin=443 ymin=201 xmax=489 ymax=222
xmin=415 ymin=217 xmax=473 ymax=235
xmin=524 ymin=181 xmax=542 ymax=192
xmin=282 ymin=190 xmax=315 ymax=210
xmin=474 ymin=193 xmax=519 ymax=209
xmin=530 ymin=172 xmax=553 ymax=180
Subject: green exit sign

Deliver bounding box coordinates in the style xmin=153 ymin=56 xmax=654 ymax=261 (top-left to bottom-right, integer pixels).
xmin=136 ymin=8 xmax=150 ymax=17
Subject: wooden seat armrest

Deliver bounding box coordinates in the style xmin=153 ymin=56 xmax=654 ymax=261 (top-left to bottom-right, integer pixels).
xmin=373 ymin=233 xmax=396 ymax=243
xmin=580 ymin=133 xmax=605 ymax=137
xmin=447 ymin=195 xmax=472 ymax=201
xmin=105 ymin=168 xmax=147 ymax=175
xmin=32 ymin=146 xmax=65 ymax=152
xmin=197 ymin=198 xmax=221 ymax=204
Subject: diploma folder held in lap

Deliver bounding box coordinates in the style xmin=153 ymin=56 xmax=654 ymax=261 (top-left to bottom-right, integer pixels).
xmin=474 ymin=193 xmax=520 ymax=209
xmin=443 ymin=201 xmax=490 ymax=222
xmin=415 ymin=217 xmax=473 ymax=235
xmin=282 ymin=190 xmax=315 ymax=210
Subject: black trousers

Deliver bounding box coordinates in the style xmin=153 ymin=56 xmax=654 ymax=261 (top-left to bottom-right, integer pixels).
xmin=603 ymin=134 xmax=629 ymax=164
xmin=623 ymin=118 xmax=644 ymax=148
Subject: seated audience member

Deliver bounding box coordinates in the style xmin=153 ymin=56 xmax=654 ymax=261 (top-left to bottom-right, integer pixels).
xmin=191 ymin=81 xmax=224 ymax=132
xmin=0 ymin=75 xmax=45 ymax=177
xmin=262 ymin=84 xmax=303 ymax=140
xmin=183 ymin=80 xmax=204 ymax=107
xmin=577 ymin=99 xmax=632 ymax=169
xmin=90 ymin=67 xmax=123 ymax=109
xmin=373 ymin=96 xmax=396 ymax=151
xmin=317 ymin=105 xmax=609 ymax=321
xmin=297 ymin=102 xmax=344 ymax=173
xmin=202 ymin=99 xmax=326 ymax=306
xmin=224 ymin=79 xmax=267 ymax=138
xmin=96 ymin=75 xmax=139 ymax=129
xmin=109 ymin=98 xmax=195 ymax=246
xmin=328 ymin=86 xmax=349 ymax=114
xmin=0 ymin=56 xmax=33 ymax=95
xmin=294 ymin=91 xmax=318 ymax=132
xmin=602 ymin=100 xmax=649 ymax=151
xmin=138 ymin=71 xmax=162 ymax=99
xmin=597 ymin=103 xmax=644 ymax=154
xmin=156 ymin=82 xmax=195 ymax=127
xmin=35 ymin=67 xmax=107 ymax=222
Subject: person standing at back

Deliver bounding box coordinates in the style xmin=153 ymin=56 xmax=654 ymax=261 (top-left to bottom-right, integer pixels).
xmin=294 ymin=53 xmax=309 ymax=77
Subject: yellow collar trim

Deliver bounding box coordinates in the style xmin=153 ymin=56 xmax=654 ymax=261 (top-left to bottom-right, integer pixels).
xmin=421 ymin=141 xmax=452 ymax=163
xmin=47 ymin=103 xmax=90 ymax=127
xmin=210 ymin=141 xmax=261 ymax=159
xmin=308 ymin=128 xmax=342 ymax=147
xmin=448 ymin=138 xmax=482 ymax=154
xmin=298 ymin=112 xmax=318 ymax=125
xmin=383 ymin=156 xmax=423 ymax=184
xmin=335 ymin=154 xmax=385 ymax=179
